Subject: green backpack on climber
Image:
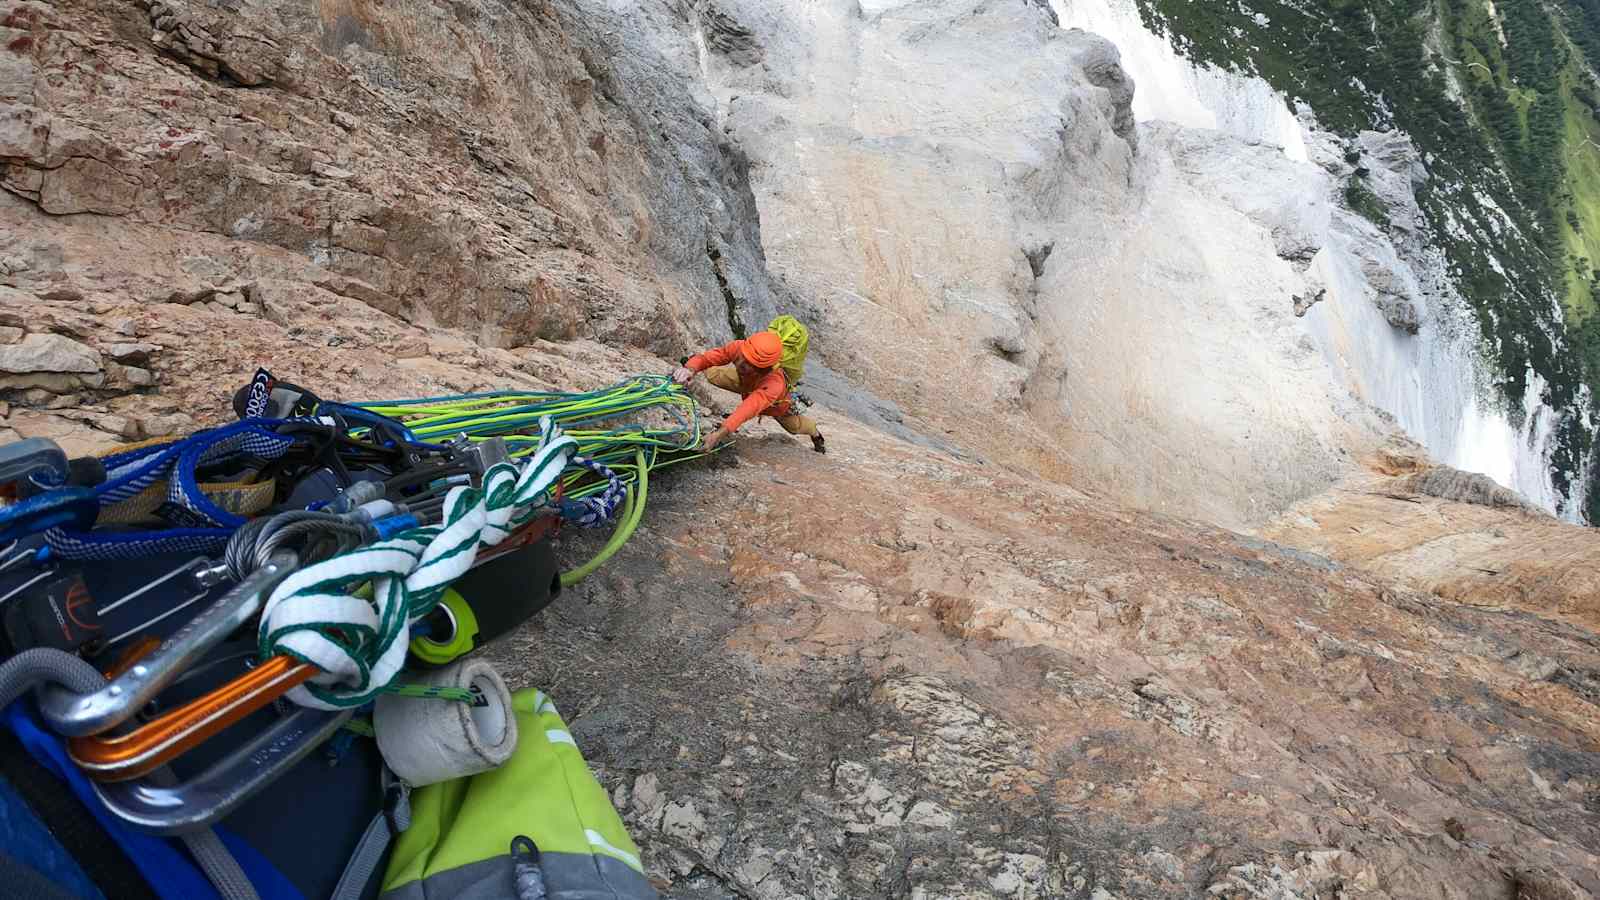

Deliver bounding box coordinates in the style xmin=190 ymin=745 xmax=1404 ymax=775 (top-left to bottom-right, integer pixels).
xmin=767 ymin=315 xmax=809 ymax=389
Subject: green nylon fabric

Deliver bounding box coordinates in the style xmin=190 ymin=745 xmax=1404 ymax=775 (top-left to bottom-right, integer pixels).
xmin=767 ymin=314 xmax=810 ymax=388
xmin=382 ymin=688 xmax=649 ymax=899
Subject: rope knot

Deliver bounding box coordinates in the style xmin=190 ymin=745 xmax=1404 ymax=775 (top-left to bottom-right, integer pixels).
xmin=258 ymin=417 xmax=604 ymax=710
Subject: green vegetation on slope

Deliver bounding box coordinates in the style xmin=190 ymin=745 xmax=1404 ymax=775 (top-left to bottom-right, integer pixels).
xmin=1344 ymin=178 xmax=1392 ymax=228
xmin=1134 ymin=0 xmax=1600 ymax=520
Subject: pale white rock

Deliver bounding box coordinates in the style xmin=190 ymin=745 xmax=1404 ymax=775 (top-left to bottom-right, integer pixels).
xmin=904 ymin=800 xmax=955 ymax=828
xmin=1043 ymin=0 xmax=1574 ymax=518
xmin=660 ymin=799 xmax=701 ymax=833
xmin=0 ymin=334 xmax=101 ymax=374
xmin=691 ymin=0 xmax=1405 ymax=527
xmin=736 ymin=854 xmax=775 ymax=886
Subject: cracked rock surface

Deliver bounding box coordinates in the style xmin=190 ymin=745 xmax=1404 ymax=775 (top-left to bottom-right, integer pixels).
xmin=493 ymin=425 xmax=1600 ymax=898
xmin=1 ymin=1 xmax=1597 ymax=897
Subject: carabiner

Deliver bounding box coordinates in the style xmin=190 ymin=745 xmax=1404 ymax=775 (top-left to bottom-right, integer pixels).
xmin=0 ymin=486 xmax=98 ymax=544
xmin=36 ymin=551 xmax=297 ymax=737
xmin=0 ymin=437 xmax=69 ymax=493
xmin=67 ymin=654 xmax=319 ymax=781
xmin=92 ymin=705 xmax=351 ymax=834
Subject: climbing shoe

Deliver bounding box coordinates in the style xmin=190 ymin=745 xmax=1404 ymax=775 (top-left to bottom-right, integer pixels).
xmin=811 ymin=432 xmax=826 ymax=454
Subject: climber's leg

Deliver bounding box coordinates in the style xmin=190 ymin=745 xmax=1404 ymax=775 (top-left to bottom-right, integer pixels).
xmin=775 ymin=413 xmax=826 ymax=453
xmin=774 ymin=413 xmax=818 ymax=438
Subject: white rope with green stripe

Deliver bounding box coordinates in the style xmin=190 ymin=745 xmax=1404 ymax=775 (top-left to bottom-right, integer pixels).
xmin=259 ymin=417 xmax=579 ymax=710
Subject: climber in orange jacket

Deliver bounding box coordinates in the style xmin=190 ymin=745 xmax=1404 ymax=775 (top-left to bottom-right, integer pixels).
xmin=672 ymin=330 xmax=825 ymax=453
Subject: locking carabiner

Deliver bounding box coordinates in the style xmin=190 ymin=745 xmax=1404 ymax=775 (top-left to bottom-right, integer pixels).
xmin=67 ymin=654 xmax=319 ymax=781
xmin=93 ymin=705 xmax=351 ymax=834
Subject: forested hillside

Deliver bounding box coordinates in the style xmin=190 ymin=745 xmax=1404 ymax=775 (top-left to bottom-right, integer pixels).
xmin=1135 ymin=0 xmax=1600 ymax=520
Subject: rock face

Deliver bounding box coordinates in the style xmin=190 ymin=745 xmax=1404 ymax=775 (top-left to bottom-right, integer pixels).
xmin=683 ymin=0 xmax=1456 ymax=527
xmin=1261 ymin=448 xmax=1600 ymax=635
xmin=2 ymin=0 xmax=1492 ymax=528
xmin=495 ymin=419 xmax=1600 ymax=898
xmin=9 ymin=281 xmax=1600 ymax=898
xmin=1404 ymin=465 xmax=1539 ymax=511
xmin=1 ymin=0 xmax=775 ymax=355
xmin=691 ymin=0 xmax=1139 ymax=415
xmin=3 ymin=1 xmax=1600 ymax=898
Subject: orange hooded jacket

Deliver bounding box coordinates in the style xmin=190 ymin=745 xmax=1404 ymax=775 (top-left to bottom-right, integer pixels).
xmin=686 ymin=339 xmax=794 ymax=432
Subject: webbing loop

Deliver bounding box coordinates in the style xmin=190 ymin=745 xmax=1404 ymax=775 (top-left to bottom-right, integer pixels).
xmin=259 ymin=417 xmax=583 ymax=709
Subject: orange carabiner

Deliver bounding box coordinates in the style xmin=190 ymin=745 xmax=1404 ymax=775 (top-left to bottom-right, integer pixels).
xmin=68 ymin=653 xmax=318 ymax=782
xmin=473 ymin=512 xmax=559 ymax=566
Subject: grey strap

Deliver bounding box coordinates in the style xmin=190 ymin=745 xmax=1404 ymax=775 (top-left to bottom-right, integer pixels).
xmin=329 ymin=811 xmax=394 ymax=900
xmin=145 ymin=766 xmax=260 ymax=900
xmin=182 ymin=829 xmax=262 ymax=900
xmin=329 ymin=768 xmax=410 ymax=900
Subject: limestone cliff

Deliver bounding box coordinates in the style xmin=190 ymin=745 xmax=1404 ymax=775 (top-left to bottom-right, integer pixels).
xmin=684 ymin=0 xmax=1525 ymax=529
xmin=2 ymin=1 xmax=1599 ymax=898
xmin=3 ymin=0 xmax=768 ymax=353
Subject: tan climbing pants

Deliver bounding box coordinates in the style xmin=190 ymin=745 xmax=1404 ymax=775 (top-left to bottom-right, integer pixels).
xmin=704 ymin=365 xmax=820 ymax=437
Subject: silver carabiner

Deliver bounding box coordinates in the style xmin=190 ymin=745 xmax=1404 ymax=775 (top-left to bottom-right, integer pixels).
xmin=36 ymin=550 xmax=298 ymax=737
xmin=91 ymin=706 xmax=351 ymax=834
xmin=0 ymin=437 xmax=69 ymax=492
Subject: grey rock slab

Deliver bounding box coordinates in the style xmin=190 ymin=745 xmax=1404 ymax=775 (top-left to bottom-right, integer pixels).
xmin=0 ymin=333 xmax=102 ymax=374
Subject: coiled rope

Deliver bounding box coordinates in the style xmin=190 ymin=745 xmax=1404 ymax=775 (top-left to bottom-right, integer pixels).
xmin=261 ymin=378 xmax=711 ymax=709
xmin=354 ymin=375 xmax=706 ymax=505
xmin=259 ymin=418 xmax=576 ymax=709
xmin=356 ymin=374 xmax=707 ymax=586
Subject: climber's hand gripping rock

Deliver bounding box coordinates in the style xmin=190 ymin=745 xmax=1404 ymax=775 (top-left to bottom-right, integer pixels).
xmin=701 ymin=426 xmax=730 ymax=453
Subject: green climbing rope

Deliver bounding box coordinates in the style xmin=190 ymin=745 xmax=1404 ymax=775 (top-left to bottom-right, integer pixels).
xmin=356 ymin=375 xmax=705 ymax=501
xmin=559 ymin=450 xmax=647 ymax=587
xmin=354 ymin=376 xmax=701 ymax=583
